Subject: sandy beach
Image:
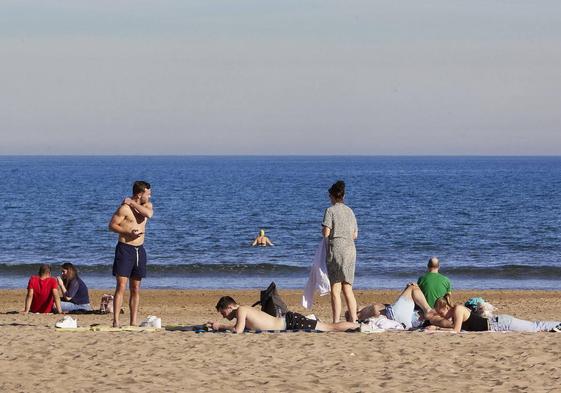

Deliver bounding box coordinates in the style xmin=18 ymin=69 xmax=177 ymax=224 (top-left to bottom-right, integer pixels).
xmin=1 ymin=288 xmax=560 ymax=392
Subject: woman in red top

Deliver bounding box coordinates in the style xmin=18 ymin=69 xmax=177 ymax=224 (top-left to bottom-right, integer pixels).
xmin=23 ymin=264 xmax=63 ymax=314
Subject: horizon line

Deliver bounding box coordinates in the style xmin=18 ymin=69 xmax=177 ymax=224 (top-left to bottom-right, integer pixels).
xmin=2 ymin=153 xmax=561 ymax=158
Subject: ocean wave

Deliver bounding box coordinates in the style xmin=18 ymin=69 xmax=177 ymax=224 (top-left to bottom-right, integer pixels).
xmin=0 ymin=262 xmax=307 ymax=276
xmin=2 ymin=262 xmax=561 ymax=280
xmin=383 ymin=264 xmax=561 ymax=279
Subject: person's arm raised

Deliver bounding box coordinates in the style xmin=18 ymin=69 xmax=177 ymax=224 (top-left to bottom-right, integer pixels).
xmin=57 ymin=276 xmax=69 ymax=300
xmin=108 ymin=206 xmax=142 ymax=238
xmin=124 ymin=199 xmax=153 ymax=219
xmin=108 ymin=205 xmax=127 ymax=235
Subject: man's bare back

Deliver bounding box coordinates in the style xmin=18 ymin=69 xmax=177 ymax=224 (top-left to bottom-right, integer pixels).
xmin=213 ymin=297 xmax=360 ymax=333
xmin=235 ymin=306 xmax=286 ymax=331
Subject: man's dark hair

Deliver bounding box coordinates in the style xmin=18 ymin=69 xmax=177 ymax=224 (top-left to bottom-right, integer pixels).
xmin=216 ymin=296 xmax=237 ymax=311
xmin=133 ymin=181 xmax=151 ymax=195
xmin=38 ymin=263 xmax=51 ymax=276
xmin=328 ymin=180 xmax=345 ymax=201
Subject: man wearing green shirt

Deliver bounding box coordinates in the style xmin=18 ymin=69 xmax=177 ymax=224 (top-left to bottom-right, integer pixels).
xmin=417 ymin=257 xmax=452 ymax=308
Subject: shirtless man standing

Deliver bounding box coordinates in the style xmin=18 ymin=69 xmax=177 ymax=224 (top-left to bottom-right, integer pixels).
xmin=210 ymin=296 xmax=360 ymax=333
xmin=108 ymin=181 xmax=153 ymax=327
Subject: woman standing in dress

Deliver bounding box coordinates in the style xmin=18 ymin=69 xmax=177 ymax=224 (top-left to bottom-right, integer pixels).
xmin=322 ymin=180 xmax=359 ymax=323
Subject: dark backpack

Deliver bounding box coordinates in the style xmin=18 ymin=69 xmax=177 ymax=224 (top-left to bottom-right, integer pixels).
xmin=251 ymin=282 xmax=288 ymax=317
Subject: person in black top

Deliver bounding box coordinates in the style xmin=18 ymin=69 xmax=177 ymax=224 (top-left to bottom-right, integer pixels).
xmin=57 ymin=262 xmax=92 ymax=312
xmin=433 ymin=296 xmax=560 ymax=333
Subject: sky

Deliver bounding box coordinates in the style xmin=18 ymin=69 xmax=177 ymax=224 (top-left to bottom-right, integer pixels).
xmin=1 ymin=1 xmax=561 ymax=155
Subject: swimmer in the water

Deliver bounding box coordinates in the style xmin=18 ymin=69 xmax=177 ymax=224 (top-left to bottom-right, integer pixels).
xmin=252 ymin=229 xmax=274 ymax=247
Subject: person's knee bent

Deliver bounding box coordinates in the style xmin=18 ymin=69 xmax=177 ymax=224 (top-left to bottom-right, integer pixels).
xmin=400 ymin=286 xmax=414 ymax=300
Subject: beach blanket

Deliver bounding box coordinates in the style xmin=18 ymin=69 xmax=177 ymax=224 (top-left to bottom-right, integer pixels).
xmin=164 ymin=324 xmax=325 ymax=334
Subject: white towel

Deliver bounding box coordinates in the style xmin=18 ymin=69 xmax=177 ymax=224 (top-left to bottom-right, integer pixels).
xmin=302 ymin=238 xmax=330 ymax=309
xmin=365 ymin=316 xmax=405 ymax=330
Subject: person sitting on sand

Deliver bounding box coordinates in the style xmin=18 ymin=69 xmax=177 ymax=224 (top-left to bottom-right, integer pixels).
xmin=431 ymin=296 xmax=561 ymax=333
xmin=56 ymin=262 xmax=92 ymax=312
xmin=351 ymin=283 xmax=452 ymax=329
xmin=22 ymin=263 xmax=63 ymax=314
xmin=416 ymin=257 xmax=452 ymax=308
xmin=252 ymin=229 xmax=274 ymax=247
xmin=209 ymin=296 xmax=360 ymax=332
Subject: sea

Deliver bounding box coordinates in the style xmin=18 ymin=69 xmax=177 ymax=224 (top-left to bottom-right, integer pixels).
xmin=1 ymin=156 xmax=561 ymax=290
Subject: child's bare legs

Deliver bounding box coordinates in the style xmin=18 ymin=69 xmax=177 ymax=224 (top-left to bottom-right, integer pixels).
xmin=330 ymin=281 xmax=342 ymax=322
xmin=342 ymin=282 xmax=357 ymax=322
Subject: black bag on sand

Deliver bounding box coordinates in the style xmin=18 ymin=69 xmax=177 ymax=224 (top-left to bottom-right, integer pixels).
xmin=251 ymin=282 xmax=288 ymax=317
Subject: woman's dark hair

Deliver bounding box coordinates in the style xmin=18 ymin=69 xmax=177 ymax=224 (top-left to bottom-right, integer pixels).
xmin=61 ymin=262 xmax=78 ymax=285
xmin=328 ymin=180 xmax=345 ymax=201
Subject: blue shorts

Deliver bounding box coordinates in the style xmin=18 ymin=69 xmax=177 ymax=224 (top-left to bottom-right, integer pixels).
xmin=112 ymin=242 xmax=147 ymax=279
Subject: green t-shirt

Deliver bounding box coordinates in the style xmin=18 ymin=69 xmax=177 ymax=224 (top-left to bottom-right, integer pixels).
xmin=417 ymin=272 xmax=452 ymax=308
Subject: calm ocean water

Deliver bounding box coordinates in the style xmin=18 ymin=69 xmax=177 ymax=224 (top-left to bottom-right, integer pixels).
xmin=1 ymin=156 xmax=561 ymax=290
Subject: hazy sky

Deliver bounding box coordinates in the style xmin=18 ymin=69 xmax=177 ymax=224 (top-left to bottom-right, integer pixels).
xmin=1 ymin=1 xmax=560 ymax=155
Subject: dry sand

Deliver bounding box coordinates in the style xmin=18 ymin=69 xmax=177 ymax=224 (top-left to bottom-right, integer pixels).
xmin=1 ymin=289 xmax=560 ymax=392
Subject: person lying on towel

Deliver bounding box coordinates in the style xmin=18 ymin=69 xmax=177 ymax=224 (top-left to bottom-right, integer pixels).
xmin=209 ymin=296 xmax=359 ymax=333
xmin=351 ymin=282 xmax=452 ymax=329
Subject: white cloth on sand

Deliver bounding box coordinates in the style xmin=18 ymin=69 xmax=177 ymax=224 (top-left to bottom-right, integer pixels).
xmin=365 ymin=316 xmax=405 ymax=331
xmin=302 ymin=238 xmax=330 ymax=309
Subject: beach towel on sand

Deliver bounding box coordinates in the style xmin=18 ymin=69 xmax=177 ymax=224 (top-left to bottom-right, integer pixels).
xmin=364 ymin=316 xmax=405 ymax=331
xmin=302 ymin=238 xmax=330 ymax=309
xmin=165 ymin=324 xmax=325 ymax=334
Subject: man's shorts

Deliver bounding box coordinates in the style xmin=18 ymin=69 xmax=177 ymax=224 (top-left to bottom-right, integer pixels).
xmin=112 ymin=242 xmax=147 ymax=279
xmin=284 ymin=311 xmax=318 ymax=330
xmin=385 ymin=296 xmax=415 ymax=329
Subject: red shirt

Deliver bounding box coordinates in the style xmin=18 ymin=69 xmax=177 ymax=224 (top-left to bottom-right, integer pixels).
xmin=27 ymin=276 xmax=58 ymax=313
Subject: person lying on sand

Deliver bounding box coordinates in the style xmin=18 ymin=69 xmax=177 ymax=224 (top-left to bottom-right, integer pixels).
xmin=431 ymin=296 xmax=561 ymax=333
xmin=350 ymin=283 xmax=452 ymax=329
xmin=209 ymin=296 xmax=359 ymax=332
